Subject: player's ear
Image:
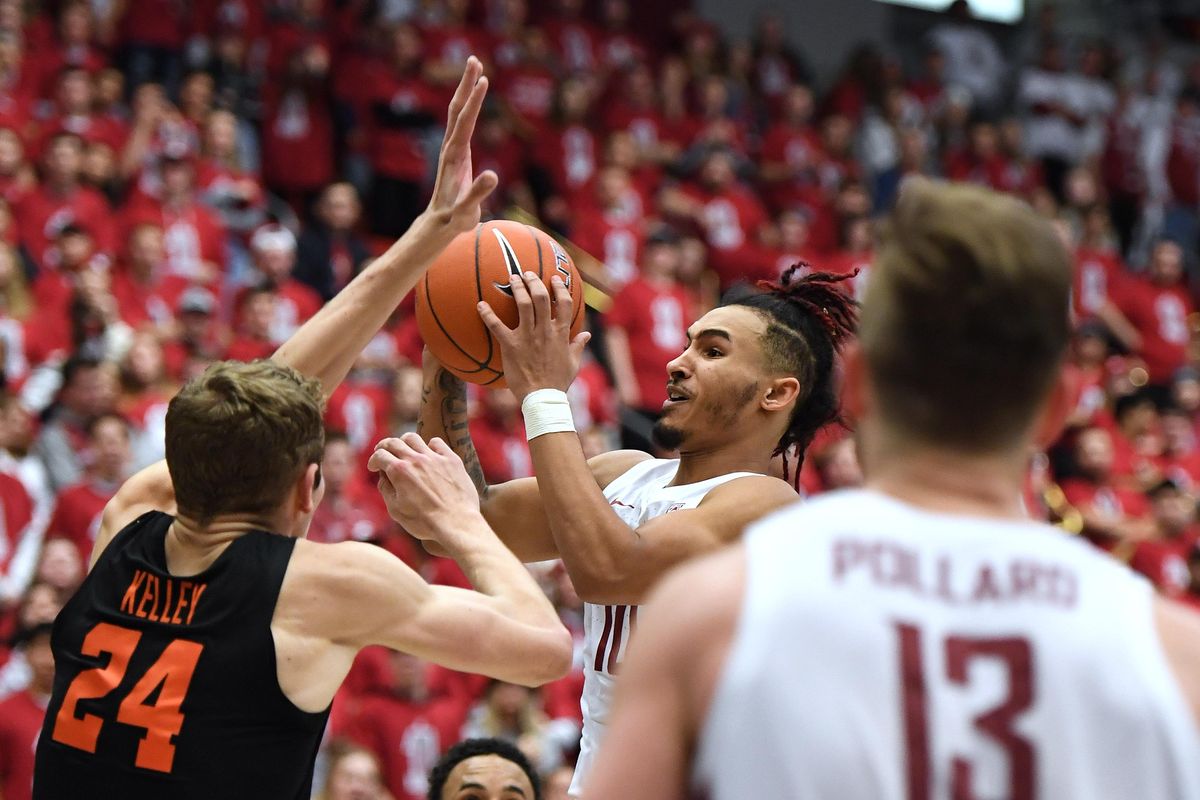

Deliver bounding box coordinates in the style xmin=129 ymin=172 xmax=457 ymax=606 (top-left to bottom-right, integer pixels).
xmin=296 ymin=462 xmax=321 ymax=515
xmin=1032 ymin=366 xmax=1079 ymax=450
xmin=763 ymin=375 xmax=801 ymax=413
xmin=841 ymin=342 xmax=867 ymax=425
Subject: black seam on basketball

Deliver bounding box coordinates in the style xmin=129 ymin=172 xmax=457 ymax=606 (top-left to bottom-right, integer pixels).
xmin=423 ymin=274 xmax=489 ymax=369
xmin=528 ymin=224 xmax=544 ymax=278
xmin=476 ymin=223 xmax=497 ymax=368
xmin=480 ymin=371 xmax=504 ymax=386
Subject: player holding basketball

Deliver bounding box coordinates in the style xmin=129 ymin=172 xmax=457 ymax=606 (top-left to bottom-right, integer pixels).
xmin=405 ymin=246 xmax=856 ymax=795
xmin=33 ymin=58 xmax=572 ymax=800
xmin=586 ymin=179 xmax=1200 ymax=799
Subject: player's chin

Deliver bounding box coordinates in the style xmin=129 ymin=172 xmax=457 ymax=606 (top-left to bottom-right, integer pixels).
xmin=651 ymin=417 xmax=687 ymax=451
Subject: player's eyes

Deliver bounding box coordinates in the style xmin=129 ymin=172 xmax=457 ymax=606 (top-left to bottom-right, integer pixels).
xmin=706 ymin=348 xmax=724 ymax=358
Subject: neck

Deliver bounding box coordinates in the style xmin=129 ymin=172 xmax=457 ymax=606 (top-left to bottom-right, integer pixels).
xmin=170 ymin=512 xmax=282 ymax=549
xmin=673 ymin=440 xmax=773 ymax=485
xmin=863 ymin=432 xmax=1029 ymax=520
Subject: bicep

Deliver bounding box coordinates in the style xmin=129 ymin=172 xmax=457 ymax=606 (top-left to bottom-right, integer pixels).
xmin=480 ymin=477 xmax=559 ymax=562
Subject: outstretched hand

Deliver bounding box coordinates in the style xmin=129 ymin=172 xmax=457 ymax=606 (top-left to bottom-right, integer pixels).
xmin=369 ymin=433 xmax=482 ymax=545
xmin=478 ymin=271 xmax=591 ymax=403
xmin=424 ymin=56 xmax=499 ymax=241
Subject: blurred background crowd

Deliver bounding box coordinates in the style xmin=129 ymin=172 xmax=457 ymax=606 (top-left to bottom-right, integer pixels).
xmin=0 ymin=0 xmax=1199 ymax=798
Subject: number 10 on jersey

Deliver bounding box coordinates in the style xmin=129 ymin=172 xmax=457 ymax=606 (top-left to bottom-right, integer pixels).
xmin=896 ymin=622 xmax=1035 ymax=800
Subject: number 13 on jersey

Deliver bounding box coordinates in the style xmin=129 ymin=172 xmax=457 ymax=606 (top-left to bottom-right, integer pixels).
xmin=896 ymin=622 xmax=1036 ymax=800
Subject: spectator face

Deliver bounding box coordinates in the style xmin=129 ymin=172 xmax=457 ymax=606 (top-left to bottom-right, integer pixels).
xmin=89 ymin=416 xmax=131 ymax=482
xmin=821 ymin=114 xmax=853 ymax=156
xmin=783 ymin=85 xmax=813 ymax=124
xmin=390 ymin=652 xmax=426 ymax=697
xmin=256 ymin=243 xmax=296 ymax=283
xmin=24 ymin=630 xmax=55 ymax=692
xmin=0 ymin=36 xmax=20 ymax=72
xmin=326 ymin=750 xmax=385 ymax=800
xmin=677 ymin=237 xmax=707 ymax=283
xmin=59 ymin=2 xmax=92 ymax=45
xmin=603 ymin=131 xmax=637 ymax=170
xmin=969 ymin=123 xmax=998 ymax=158
xmin=1065 ymin=168 xmax=1098 ymax=208
xmin=558 ymin=78 xmax=592 ymax=122
xmin=124 ymin=334 xmax=165 ymax=387
xmin=180 ymin=73 xmax=215 ymax=117
xmin=817 ymin=438 xmax=863 ymax=490
xmin=129 ymin=224 xmax=165 ymax=275
xmin=321 ymin=438 xmax=355 ymax=495
xmin=58 ymin=229 xmax=93 ymax=271
xmin=83 ymin=141 xmax=115 ymax=187
xmin=1152 ymin=486 xmax=1195 ymax=536
xmin=63 ymin=365 xmax=117 ymax=418
xmin=1150 ymin=241 xmax=1184 ymax=286
xmin=241 ymin=291 xmax=277 ymax=338
xmin=321 ymin=184 xmax=360 ymax=232
xmin=1162 ymin=410 xmax=1195 ymax=455
xmin=46 ymin=136 xmax=83 ymax=184
xmin=0 ymin=127 xmax=23 ymax=173
xmin=1073 ymin=330 xmax=1108 ymax=366
xmin=19 ymin=583 xmax=61 ymax=627
xmin=0 ymin=399 xmax=32 ymax=450
xmin=700 ymin=77 xmax=729 ymax=117
xmin=37 ymin=538 xmax=83 ymax=593
xmin=440 ymin=754 xmax=536 ymax=800
xmin=161 ymin=158 xmax=195 ymax=199
xmin=596 ymin=167 xmax=630 ymax=208
xmin=1173 ymin=375 xmax=1200 ymax=413
xmin=391 ymin=24 xmax=422 ymax=68
xmin=391 ymin=366 xmax=423 ymax=423
xmin=644 ymin=240 xmax=681 ymax=278
xmin=94 ymin=68 xmax=123 ymax=109
xmin=204 ymin=111 xmax=238 ymax=159
xmin=626 ymin=66 xmax=655 ymax=105
xmin=57 ymin=69 xmax=92 ymax=114
xmin=700 ymin=151 xmax=735 ymax=190
xmin=486 ymin=682 xmax=531 ymax=718
xmin=1075 ymin=428 xmax=1115 ymax=481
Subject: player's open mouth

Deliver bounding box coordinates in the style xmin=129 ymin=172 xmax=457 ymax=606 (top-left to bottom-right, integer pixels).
xmin=665 ymin=386 xmax=691 ymax=403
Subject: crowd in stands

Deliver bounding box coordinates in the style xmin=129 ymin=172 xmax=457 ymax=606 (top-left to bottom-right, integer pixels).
xmin=0 ymin=0 xmax=1198 ymax=798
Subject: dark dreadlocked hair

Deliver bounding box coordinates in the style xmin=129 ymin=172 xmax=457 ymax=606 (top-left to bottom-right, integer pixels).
xmin=720 ymin=263 xmax=859 ymax=487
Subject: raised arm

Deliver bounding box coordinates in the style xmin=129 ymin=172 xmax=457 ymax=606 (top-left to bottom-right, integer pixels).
xmin=416 ymin=348 xmax=647 ymax=562
xmin=93 ymin=58 xmax=499 ymax=565
xmin=473 ymin=271 xmax=798 ymax=604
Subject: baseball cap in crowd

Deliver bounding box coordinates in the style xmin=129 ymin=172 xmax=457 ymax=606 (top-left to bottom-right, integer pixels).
xmin=178 ymin=287 xmax=216 ymax=316
xmin=251 ymin=223 xmax=297 ymax=254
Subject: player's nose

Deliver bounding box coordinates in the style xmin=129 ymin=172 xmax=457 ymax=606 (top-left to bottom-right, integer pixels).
xmin=665 ymin=350 xmax=691 ymax=380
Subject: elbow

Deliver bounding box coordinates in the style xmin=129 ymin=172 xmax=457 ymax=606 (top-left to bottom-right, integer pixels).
xmin=512 ymin=627 xmax=575 ymax=687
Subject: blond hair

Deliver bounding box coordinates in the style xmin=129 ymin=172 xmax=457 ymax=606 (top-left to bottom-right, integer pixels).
xmin=165 ymin=360 xmax=325 ymax=523
xmin=861 ymin=179 xmax=1071 ymax=452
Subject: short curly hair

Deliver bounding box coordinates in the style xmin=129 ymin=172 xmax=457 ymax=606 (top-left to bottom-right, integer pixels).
xmin=427 ymin=738 xmax=542 ymax=800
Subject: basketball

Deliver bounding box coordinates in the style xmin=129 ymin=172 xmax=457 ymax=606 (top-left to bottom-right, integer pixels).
xmin=416 ymin=219 xmax=585 ymax=387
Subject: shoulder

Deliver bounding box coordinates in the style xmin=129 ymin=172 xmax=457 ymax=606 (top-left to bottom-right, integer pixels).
xmin=586 ymin=449 xmax=654 ymax=489
xmin=700 ymin=474 xmax=797 ymax=508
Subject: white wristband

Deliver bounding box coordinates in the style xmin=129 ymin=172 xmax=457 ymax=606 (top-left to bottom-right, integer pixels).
xmin=521 ymin=388 xmax=576 ymax=441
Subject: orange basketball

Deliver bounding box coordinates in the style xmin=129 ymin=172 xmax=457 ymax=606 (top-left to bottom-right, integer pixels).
xmin=416 ymin=220 xmax=585 ymax=387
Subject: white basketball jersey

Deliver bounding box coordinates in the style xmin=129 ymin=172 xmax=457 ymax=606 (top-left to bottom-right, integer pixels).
xmin=569 ymin=458 xmax=759 ymax=797
xmin=695 ymin=489 xmax=1200 ymax=800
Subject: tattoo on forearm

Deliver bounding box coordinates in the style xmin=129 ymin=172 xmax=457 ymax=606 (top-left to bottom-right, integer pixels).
xmin=424 ymin=368 xmax=490 ymax=499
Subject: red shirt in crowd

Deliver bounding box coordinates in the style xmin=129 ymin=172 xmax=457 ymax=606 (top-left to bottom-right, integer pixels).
xmin=1073 ymin=246 xmax=1124 ymax=320
xmin=123 ymin=200 xmax=226 ymax=282
xmin=47 ymin=479 xmax=116 ymax=565
xmin=224 ymin=335 xmax=275 ymax=363
xmin=117 ymin=0 xmax=187 ymax=48
xmin=1115 ymin=276 xmax=1194 ymax=384
xmin=261 ymin=85 xmax=336 ymax=194
xmin=0 ymin=472 xmax=34 ymax=579
xmin=16 ymin=184 xmax=116 ymax=267
xmin=347 ymin=695 xmax=468 ymax=800
xmin=111 ymin=268 xmax=191 ymax=330
xmin=271 ymin=279 xmax=323 ymax=342
xmin=325 ymin=381 xmax=392 ymax=475
xmin=0 ymin=689 xmax=44 ymax=800
xmin=364 ymin=71 xmax=441 ymax=182
xmin=572 ymin=208 xmax=644 ymax=289
xmin=498 ymin=64 xmax=557 ymax=125
xmin=470 ymin=413 xmax=532 ymax=484
xmin=534 ymin=121 xmax=598 ymax=200
xmin=1130 ymin=535 xmax=1197 ymax=598
xmin=1060 ymin=478 xmax=1150 ymax=523
xmin=605 ymin=276 xmax=690 ymax=410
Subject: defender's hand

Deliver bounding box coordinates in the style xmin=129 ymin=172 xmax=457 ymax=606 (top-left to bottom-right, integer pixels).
xmin=369 ymin=433 xmax=481 ymax=542
xmin=421 ymin=57 xmax=498 ymax=241
xmin=477 ymin=272 xmax=590 ymax=403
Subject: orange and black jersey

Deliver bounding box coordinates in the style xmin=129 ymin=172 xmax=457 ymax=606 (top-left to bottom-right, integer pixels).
xmin=34 ymin=511 xmax=329 ymax=799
